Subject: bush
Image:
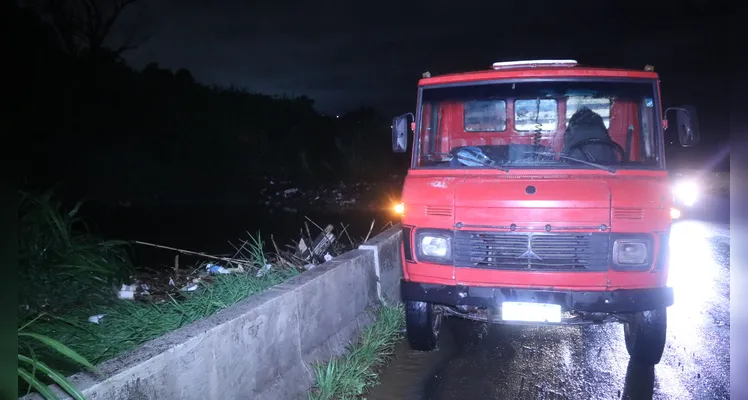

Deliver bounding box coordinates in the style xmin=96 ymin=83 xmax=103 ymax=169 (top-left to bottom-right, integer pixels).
xmin=18 ymin=190 xmax=133 ymax=319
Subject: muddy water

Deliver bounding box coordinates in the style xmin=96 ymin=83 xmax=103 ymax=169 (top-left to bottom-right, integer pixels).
xmin=367 ymin=321 xmax=500 ymax=399
xmin=367 ymin=328 xmax=457 ymax=400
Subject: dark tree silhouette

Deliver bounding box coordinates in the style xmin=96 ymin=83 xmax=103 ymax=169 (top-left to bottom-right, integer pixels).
xmin=16 ymin=2 xmax=408 ymax=206
xmin=24 ymin=0 xmax=144 ymax=56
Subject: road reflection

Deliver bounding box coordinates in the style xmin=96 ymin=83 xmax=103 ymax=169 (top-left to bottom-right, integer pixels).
xmin=368 ymin=220 xmax=730 ymax=400
xmin=668 ymin=221 xmax=718 ymax=311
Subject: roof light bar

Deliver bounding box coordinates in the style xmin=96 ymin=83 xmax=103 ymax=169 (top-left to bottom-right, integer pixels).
xmin=491 ymin=59 xmax=578 ymax=70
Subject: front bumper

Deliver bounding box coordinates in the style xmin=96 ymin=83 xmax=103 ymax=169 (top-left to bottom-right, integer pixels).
xmin=401 ymin=280 xmax=674 ymax=313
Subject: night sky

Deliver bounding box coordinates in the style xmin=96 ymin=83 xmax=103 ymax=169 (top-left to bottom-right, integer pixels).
xmin=111 ymin=1 xmax=727 ymax=147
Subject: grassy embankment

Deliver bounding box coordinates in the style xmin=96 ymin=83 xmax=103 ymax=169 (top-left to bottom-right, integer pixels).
xmin=18 ymin=191 xmax=298 ymax=398
xmin=308 ymin=304 xmax=405 ymax=400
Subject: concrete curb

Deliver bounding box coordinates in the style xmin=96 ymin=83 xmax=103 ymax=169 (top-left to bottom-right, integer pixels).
xmin=359 ymin=224 xmax=404 ymax=306
xmin=22 ymin=225 xmax=403 ymax=400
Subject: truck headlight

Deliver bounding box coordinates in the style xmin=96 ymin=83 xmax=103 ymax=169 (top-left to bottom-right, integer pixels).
xmin=609 ymin=234 xmax=654 ymax=271
xmin=673 ymin=181 xmax=699 ymax=207
xmin=415 ymin=229 xmax=453 ymax=263
xmin=612 ymin=240 xmax=649 ymax=265
xmin=421 ymin=236 xmax=449 ymax=257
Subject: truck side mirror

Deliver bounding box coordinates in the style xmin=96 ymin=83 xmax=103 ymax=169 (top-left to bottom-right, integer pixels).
xmin=666 ymin=106 xmax=700 ymax=147
xmin=392 ymin=114 xmax=410 ymax=152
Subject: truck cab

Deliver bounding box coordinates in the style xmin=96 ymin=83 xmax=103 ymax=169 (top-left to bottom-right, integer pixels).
xmin=390 ymin=60 xmax=700 ymax=365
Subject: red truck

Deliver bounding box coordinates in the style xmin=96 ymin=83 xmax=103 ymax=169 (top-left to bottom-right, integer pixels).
xmin=390 ymin=60 xmax=700 ymax=365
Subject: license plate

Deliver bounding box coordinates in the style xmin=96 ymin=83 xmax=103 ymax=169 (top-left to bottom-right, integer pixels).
xmin=501 ymin=302 xmax=562 ymax=323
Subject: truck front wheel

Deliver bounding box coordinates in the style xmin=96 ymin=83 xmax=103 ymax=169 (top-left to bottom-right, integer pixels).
xmin=405 ymin=300 xmax=442 ymax=351
xmin=623 ymin=308 xmax=667 ymax=365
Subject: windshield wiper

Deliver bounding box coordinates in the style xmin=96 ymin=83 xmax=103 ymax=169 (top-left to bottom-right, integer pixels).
xmin=525 ymin=151 xmax=617 ymax=173
xmin=426 ymin=152 xmax=509 ymax=172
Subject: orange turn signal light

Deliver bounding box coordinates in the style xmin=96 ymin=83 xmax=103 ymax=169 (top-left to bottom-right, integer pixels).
xmin=393 ymin=203 xmax=405 ymax=215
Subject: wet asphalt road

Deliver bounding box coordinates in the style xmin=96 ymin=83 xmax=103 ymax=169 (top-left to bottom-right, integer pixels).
xmin=368 ymin=197 xmax=730 ymax=400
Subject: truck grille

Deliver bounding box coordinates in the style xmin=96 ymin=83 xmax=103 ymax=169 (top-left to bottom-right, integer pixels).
xmin=453 ymin=231 xmax=609 ymax=271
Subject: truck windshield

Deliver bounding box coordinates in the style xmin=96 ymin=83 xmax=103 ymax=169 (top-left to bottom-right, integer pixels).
xmin=415 ymin=79 xmax=662 ymax=170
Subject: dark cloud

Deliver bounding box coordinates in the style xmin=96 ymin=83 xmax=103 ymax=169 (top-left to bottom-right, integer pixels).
xmin=111 ymin=0 xmax=724 ymax=115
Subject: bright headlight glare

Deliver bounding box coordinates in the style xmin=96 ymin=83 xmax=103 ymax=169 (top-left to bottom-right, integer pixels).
xmin=420 ymin=236 xmax=450 ymax=258
xmin=613 ymin=240 xmax=648 ymax=265
xmin=673 ymin=181 xmax=699 ymax=206
xmin=393 ymin=203 xmax=404 ymax=215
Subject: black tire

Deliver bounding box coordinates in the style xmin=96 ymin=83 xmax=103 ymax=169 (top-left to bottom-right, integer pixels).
xmin=405 ymin=300 xmax=442 ymax=351
xmin=623 ymin=309 xmax=667 ymax=365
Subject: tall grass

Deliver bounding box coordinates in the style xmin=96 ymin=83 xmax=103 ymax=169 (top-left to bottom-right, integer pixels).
xmin=309 ymin=304 xmax=405 ymax=400
xmin=18 ymin=190 xmax=132 ymax=319
xmin=17 ymin=191 xmax=299 ymax=397
xmin=25 ymin=268 xmax=299 ymax=378
xmin=18 ymin=316 xmax=98 ymax=400
xmin=17 ymin=190 xmax=132 ymax=398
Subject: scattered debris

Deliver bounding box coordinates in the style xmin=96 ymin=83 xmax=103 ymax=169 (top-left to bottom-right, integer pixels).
xmin=295 ymin=224 xmax=336 ymax=263
xmin=207 ymin=264 xmax=231 ymax=275
xmin=255 ymin=264 xmax=272 ymax=277
xmin=125 ymin=216 xmax=389 ymax=303
xmin=227 ymin=265 xmax=245 ymax=273
xmin=256 ymin=177 xmax=404 ymax=212
xmin=88 ymin=314 xmax=105 ymax=324
xmin=134 ymin=240 xmax=242 ymax=264
xmin=118 ymin=284 xmax=137 ymax=300
xmin=363 ymin=219 xmax=376 ymax=243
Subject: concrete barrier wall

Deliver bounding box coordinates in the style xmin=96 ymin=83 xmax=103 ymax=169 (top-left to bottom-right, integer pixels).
xmin=25 ymin=224 xmax=403 ymax=400
xmin=359 ymin=224 xmax=403 ymax=304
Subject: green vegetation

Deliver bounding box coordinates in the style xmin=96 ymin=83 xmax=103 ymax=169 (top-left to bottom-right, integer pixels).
xmin=18 ymin=190 xmax=133 ymax=319
xmin=18 ymin=191 xmax=299 ymax=397
xmin=25 ymin=269 xmax=298 ymax=377
xmin=309 ymin=304 xmax=405 ymax=400
xmin=17 ymin=188 xmax=134 ymax=398
xmin=18 ymin=318 xmax=98 ymax=400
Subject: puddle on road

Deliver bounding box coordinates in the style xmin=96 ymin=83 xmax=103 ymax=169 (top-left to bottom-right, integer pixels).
xmin=368 ymin=319 xmax=655 ymax=400
xmin=367 ymin=320 xmax=591 ymax=400
xmin=368 ymin=220 xmax=730 ymax=400
xmin=366 ymin=329 xmax=453 ymax=400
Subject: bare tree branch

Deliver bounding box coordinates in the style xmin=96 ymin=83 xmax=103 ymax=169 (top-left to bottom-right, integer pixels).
xmin=24 ymin=0 xmax=144 ymax=56
xmin=94 ymin=0 xmax=139 ymax=52
xmin=112 ymin=32 xmax=149 ymax=56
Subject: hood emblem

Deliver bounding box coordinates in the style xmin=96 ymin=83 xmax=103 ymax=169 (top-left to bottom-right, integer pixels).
xmin=526 ymin=185 xmax=536 ymax=195
xmin=516 ymin=236 xmax=543 ymax=260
